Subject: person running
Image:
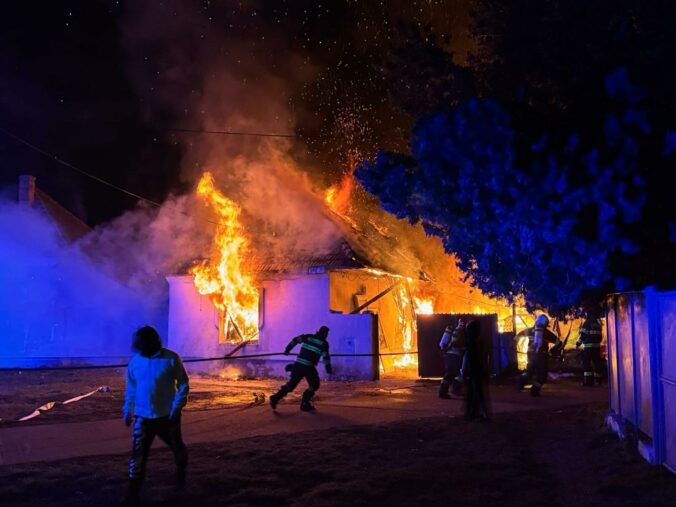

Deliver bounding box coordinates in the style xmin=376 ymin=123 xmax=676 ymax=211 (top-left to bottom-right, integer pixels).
xmin=122 ymin=326 xmax=189 ymax=505
xmin=270 ymin=326 xmax=332 ymax=411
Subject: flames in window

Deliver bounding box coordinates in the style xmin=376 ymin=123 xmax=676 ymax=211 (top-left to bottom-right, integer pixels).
xmin=190 ymin=172 xmax=259 ymax=342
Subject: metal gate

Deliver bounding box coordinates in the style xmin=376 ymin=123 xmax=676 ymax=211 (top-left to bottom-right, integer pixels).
xmin=417 ymin=313 xmax=499 ymax=378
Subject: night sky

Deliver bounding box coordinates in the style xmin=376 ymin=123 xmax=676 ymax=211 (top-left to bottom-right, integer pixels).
xmin=0 ymin=0 xmax=471 ymax=225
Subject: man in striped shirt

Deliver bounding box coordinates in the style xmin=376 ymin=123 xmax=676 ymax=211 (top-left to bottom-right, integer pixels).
xmin=270 ymin=326 xmax=332 ymax=411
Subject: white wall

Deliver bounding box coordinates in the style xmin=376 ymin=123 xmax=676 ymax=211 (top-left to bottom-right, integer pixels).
xmin=166 ymin=274 xmax=375 ymax=380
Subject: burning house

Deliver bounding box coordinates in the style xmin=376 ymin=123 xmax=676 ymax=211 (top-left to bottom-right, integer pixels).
xmin=166 ymin=172 xmax=530 ymax=379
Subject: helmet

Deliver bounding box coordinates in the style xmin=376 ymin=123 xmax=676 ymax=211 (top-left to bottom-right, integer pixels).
xmin=535 ymin=314 xmax=550 ymax=327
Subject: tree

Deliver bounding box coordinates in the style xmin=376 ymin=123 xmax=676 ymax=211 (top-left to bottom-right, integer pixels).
xmin=359 ymin=69 xmax=675 ymax=312
xmin=356 ymin=1 xmax=676 ymax=312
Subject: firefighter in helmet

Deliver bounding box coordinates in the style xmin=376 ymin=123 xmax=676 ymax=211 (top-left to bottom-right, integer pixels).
xmin=576 ymin=317 xmax=603 ymax=387
xmin=438 ymin=318 xmax=466 ymax=399
xmin=270 ymin=326 xmax=332 ymax=411
xmin=517 ymin=315 xmax=563 ymax=397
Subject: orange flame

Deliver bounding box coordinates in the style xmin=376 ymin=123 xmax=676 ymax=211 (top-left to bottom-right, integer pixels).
xmin=191 ymin=172 xmax=259 ymax=341
xmin=393 ymin=284 xmax=418 ymax=368
xmin=324 ymin=171 xmax=355 ymax=215
xmin=414 ymin=297 xmax=434 ymax=315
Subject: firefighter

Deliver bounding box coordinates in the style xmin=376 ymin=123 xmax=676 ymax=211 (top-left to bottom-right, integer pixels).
xmin=576 ymin=317 xmax=603 ymax=387
xmin=270 ymin=326 xmax=332 ymax=411
xmin=517 ymin=315 xmax=563 ymax=397
xmin=438 ymin=318 xmax=466 ymax=399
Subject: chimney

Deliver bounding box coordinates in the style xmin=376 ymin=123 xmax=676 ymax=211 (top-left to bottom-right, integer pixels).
xmin=18 ymin=174 xmax=36 ymax=206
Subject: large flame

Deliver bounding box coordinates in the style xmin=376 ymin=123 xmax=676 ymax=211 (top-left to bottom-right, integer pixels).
xmin=414 ymin=297 xmax=434 ymax=315
xmin=393 ymin=283 xmax=418 ymax=368
xmin=191 ymin=172 xmax=259 ymax=341
xmin=325 ymin=170 xmax=355 ymax=215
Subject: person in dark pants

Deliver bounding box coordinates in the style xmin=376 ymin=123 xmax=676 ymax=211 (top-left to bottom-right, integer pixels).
xmin=463 ymin=320 xmax=490 ymax=421
xmin=576 ymin=317 xmax=604 ymax=386
xmin=438 ymin=319 xmax=466 ymax=399
xmin=270 ymin=326 xmax=332 ymax=411
xmin=517 ymin=315 xmax=562 ymax=396
xmin=122 ymin=326 xmax=189 ymax=506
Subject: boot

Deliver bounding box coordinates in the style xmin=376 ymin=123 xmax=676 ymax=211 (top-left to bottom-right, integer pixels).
xmin=439 ymin=381 xmax=451 ymax=399
xmin=121 ymin=479 xmax=141 ymax=507
xmin=176 ymin=465 xmax=186 ymax=491
xmin=451 ymin=377 xmax=465 ymax=397
xmin=582 ymin=373 xmax=594 ymax=387
xmin=300 ymin=401 xmax=316 ymax=411
xmin=517 ymin=375 xmax=528 ymax=391
xmin=300 ymin=389 xmax=316 ymax=411
xmin=270 ymin=392 xmax=282 ymax=410
xmin=530 ymin=383 xmax=541 ymax=397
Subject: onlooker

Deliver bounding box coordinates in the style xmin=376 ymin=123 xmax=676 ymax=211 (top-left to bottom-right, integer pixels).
xmin=123 ymin=326 xmax=189 ymax=505
xmin=464 ymin=320 xmax=490 ymax=421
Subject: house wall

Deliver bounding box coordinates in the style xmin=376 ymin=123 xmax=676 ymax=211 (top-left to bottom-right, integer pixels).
xmin=166 ymin=274 xmax=376 ymax=380
xmin=0 ymin=256 xmax=162 ymax=369
xmin=329 ymin=269 xmax=415 ymax=377
xmin=0 ymin=197 xmax=164 ymax=368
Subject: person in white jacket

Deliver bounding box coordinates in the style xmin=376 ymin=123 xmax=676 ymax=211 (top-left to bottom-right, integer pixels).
xmin=123 ymin=326 xmax=189 ymax=504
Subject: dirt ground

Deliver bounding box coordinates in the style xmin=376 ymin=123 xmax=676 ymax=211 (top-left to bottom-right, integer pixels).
xmin=0 ymin=402 xmax=674 ymax=507
xmin=0 ymin=369 xmax=451 ymax=427
xmin=0 ymin=369 xmax=287 ymax=425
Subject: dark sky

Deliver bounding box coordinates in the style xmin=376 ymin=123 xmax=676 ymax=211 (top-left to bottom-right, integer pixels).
xmin=0 ymin=0 xmax=471 ymax=225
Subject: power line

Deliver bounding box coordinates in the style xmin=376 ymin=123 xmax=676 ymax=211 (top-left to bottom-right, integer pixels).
xmin=0 ymin=126 xmax=226 ymax=227
xmin=0 ymin=127 xmax=164 ymax=208
xmin=169 ymin=127 xmax=301 ymax=138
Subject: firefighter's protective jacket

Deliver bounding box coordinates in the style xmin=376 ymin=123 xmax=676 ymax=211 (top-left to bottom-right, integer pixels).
xmin=576 ymin=319 xmax=602 ymax=349
xmin=286 ymin=333 xmax=331 ymax=369
xmin=439 ymin=325 xmax=466 ymax=356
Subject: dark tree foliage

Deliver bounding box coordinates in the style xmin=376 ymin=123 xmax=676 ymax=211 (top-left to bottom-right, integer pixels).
xmin=358 ymin=1 xmax=676 ymax=312
xmin=382 ymin=24 xmax=474 ymax=117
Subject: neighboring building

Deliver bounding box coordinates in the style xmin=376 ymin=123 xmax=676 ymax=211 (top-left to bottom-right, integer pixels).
xmin=0 ymin=175 xmax=151 ymax=367
xmin=606 ymin=288 xmax=676 ymax=473
xmin=17 ymin=174 xmax=90 ymax=242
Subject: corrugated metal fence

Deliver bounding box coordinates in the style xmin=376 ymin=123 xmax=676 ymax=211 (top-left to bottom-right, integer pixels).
xmin=606 ymin=288 xmax=676 ymax=472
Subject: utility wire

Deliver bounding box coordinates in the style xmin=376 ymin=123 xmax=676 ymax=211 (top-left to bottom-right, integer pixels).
xmin=169 ymin=127 xmax=301 ymax=138
xmin=0 ymin=126 xmax=229 ymax=227
xmin=0 ymin=127 xmax=163 ymax=208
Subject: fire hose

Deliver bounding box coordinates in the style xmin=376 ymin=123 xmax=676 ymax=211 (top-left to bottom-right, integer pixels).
xmin=1 ymin=386 xmax=111 ymax=423
xmin=0 ymin=351 xmax=419 ymax=423
xmin=0 ymin=350 xmax=420 ymax=373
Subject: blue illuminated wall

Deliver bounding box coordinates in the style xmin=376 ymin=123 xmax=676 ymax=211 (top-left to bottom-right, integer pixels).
xmin=0 ymin=200 xmax=165 ymax=367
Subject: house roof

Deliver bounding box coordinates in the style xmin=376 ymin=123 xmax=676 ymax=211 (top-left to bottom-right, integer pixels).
xmin=34 ymin=188 xmax=90 ymax=243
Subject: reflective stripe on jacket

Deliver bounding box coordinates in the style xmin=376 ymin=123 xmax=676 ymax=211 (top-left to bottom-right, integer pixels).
xmin=576 ymin=319 xmax=602 ymax=349
xmin=287 ymin=334 xmax=331 ymax=368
